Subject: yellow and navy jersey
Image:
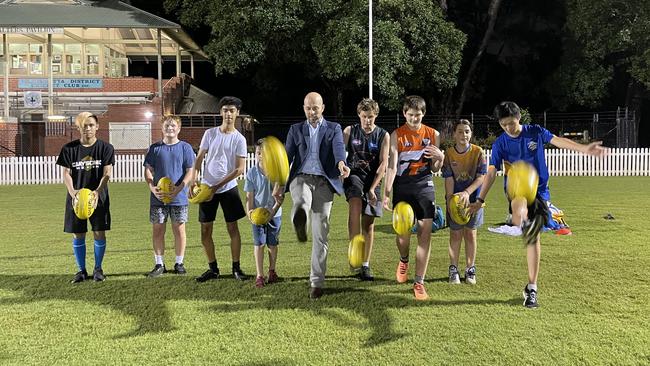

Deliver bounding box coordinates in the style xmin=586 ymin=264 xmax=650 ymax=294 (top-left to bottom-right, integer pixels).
xmin=394 ymin=124 xmax=437 ymax=190
xmin=442 ymin=144 xmax=487 ymax=202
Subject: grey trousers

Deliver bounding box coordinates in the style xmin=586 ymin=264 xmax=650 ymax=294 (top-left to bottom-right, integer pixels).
xmin=290 ymin=174 xmax=334 ymax=288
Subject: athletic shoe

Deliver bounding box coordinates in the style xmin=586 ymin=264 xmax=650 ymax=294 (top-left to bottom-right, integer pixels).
xmin=71 ymin=270 xmax=88 ymax=284
xmin=93 ymin=268 xmax=105 ymax=282
xmin=448 ymin=265 xmax=461 ymax=284
xmin=522 ymin=216 xmax=544 ymax=245
xmin=309 ymin=287 xmax=323 ymax=299
xmin=267 ymin=269 xmax=279 ymax=284
xmin=195 ymin=269 xmax=219 ymax=283
xmin=359 ymin=266 xmax=374 ymax=281
xmin=255 ymin=276 xmax=265 ymax=288
xmin=523 ymin=286 xmax=539 ymax=308
xmin=396 ymin=261 xmax=409 ymax=283
xmin=488 ymin=224 xmax=522 ymax=236
xmin=413 ymin=282 xmax=429 ymax=300
xmin=232 ymin=268 xmax=248 ymax=281
xmin=147 ymin=264 xmax=166 ymax=278
xmin=173 ymin=263 xmax=186 ymax=275
xmin=293 ymin=208 xmax=308 ymax=242
xmin=465 ymin=266 xmax=476 ymax=285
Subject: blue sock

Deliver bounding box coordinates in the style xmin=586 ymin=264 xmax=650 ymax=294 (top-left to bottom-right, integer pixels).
xmin=72 ymin=238 xmax=86 ymax=271
xmin=94 ymin=239 xmax=106 ymax=269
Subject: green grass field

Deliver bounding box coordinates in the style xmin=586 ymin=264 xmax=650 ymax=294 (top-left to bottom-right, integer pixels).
xmin=0 ymin=177 xmax=649 ymax=365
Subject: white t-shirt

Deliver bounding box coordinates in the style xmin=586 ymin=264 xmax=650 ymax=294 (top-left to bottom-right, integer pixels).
xmin=199 ymin=127 xmax=247 ymax=194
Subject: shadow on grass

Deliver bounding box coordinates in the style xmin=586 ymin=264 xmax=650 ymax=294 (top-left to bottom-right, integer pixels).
xmin=0 ymin=273 xmax=517 ymax=347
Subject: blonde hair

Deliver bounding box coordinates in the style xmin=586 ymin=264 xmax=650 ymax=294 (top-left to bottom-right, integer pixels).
xmin=161 ymin=115 xmax=182 ymax=127
xmin=74 ymin=112 xmax=98 ymax=129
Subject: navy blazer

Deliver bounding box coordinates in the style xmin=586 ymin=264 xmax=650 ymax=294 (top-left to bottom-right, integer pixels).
xmin=285 ymin=119 xmax=347 ymax=195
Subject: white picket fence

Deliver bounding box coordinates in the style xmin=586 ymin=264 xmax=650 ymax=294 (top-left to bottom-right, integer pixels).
xmin=1 ymin=148 xmax=650 ymax=185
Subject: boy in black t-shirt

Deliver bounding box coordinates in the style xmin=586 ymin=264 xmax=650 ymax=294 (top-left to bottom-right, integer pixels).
xmin=56 ymin=112 xmax=115 ymax=283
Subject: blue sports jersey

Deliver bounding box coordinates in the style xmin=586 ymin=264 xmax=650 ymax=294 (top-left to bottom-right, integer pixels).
xmin=489 ymin=124 xmax=554 ymax=201
xmin=144 ymin=140 xmax=196 ymax=206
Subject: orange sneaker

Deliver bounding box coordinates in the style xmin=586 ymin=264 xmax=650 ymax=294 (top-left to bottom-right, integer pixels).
xmin=396 ymin=261 xmax=409 ymax=283
xmin=413 ymin=282 xmax=429 ymax=300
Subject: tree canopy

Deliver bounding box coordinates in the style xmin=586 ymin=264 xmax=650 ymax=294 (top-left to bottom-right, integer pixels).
xmin=164 ymin=0 xmax=465 ymax=111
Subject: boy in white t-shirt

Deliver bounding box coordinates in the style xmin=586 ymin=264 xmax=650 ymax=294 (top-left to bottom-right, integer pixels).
xmin=190 ymin=96 xmax=249 ymax=282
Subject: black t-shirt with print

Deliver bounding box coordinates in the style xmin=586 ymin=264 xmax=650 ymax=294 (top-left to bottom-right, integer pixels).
xmin=56 ymin=139 xmax=115 ymax=201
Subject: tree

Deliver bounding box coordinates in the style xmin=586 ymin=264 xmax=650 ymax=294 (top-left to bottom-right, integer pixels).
xmin=551 ymin=0 xmax=650 ymax=145
xmin=164 ymin=0 xmax=465 ymax=113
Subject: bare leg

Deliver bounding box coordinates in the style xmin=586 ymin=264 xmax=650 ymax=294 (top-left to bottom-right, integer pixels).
xmin=200 ymin=222 xmax=216 ymax=262
xmin=226 ymin=221 xmax=241 ymax=262
xmin=171 ymin=222 xmax=186 ymax=258
xmin=152 ymin=223 xmax=166 ymax=257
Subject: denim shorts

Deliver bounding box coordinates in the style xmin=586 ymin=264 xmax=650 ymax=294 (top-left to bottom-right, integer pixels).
xmin=251 ymin=216 xmax=281 ymax=246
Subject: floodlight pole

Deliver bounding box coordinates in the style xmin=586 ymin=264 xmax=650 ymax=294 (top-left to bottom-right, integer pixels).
xmin=47 ymin=33 xmax=53 ymax=117
xmin=157 ymin=28 xmax=163 ymax=115
xmin=368 ymin=0 xmax=373 ymax=99
xmin=3 ymin=34 xmax=9 ymax=118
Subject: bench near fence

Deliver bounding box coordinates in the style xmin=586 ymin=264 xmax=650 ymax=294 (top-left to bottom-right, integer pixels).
xmin=1 ymin=148 xmax=649 ymax=185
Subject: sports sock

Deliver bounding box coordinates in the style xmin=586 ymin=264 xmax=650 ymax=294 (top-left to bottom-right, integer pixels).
xmin=93 ymin=239 xmax=106 ymax=269
xmin=232 ymin=261 xmax=241 ymax=270
xmin=208 ymin=261 xmax=218 ymax=273
xmin=400 ymin=256 xmax=409 ymax=263
xmin=414 ymin=275 xmax=424 ymax=284
xmin=72 ymin=237 xmax=86 ymax=271
xmin=154 ymin=255 xmax=164 ymax=265
xmin=362 ymin=261 xmax=369 ymax=267
xmin=527 ymin=283 xmax=537 ymax=292
xmin=176 ymin=255 xmax=184 ymax=264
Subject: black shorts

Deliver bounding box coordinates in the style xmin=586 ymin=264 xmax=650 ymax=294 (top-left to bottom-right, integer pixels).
xmin=64 ymin=194 xmax=111 ymax=234
xmin=198 ymin=186 xmax=246 ymax=223
xmin=508 ymin=195 xmax=551 ymax=225
xmin=392 ymin=186 xmax=436 ymax=220
xmin=344 ymin=174 xmax=383 ymax=217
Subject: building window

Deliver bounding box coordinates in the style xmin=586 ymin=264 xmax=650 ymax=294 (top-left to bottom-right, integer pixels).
xmin=29 ymin=44 xmax=43 ymax=75
xmin=9 ymin=44 xmax=28 ymax=75
xmin=65 ymin=44 xmax=82 ymax=75
xmin=86 ymin=44 xmax=100 ymax=75
xmin=52 ymin=43 xmax=64 ymax=75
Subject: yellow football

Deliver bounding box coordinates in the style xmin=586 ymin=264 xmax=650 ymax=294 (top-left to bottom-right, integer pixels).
xmin=348 ymin=234 xmax=365 ymax=270
xmin=392 ymin=201 xmax=415 ymax=236
xmin=157 ymin=176 xmax=173 ymax=204
xmin=250 ymin=207 xmax=273 ymax=225
xmin=261 ymin=136 xmax=289 ymax=185
xmin=448 ymin=193 xmax=471 ymax=225
xmin=73 ymin=188 xmax=95 ymax=220
xmin=506 ymin=160 xmax=539 ymax=205
xmin=189 ymin=183 xmax=212 ymax=204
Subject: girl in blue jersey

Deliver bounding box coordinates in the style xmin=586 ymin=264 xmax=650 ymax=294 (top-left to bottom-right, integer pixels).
xmin=473 ymin=102 xmax=608 ymax=308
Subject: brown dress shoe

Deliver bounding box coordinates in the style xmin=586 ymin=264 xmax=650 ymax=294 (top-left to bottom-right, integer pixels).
xmin=309 ymin=287 xmax=323 ymax=299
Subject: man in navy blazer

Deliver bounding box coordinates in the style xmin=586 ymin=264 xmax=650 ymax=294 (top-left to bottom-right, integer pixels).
xmin=284 ymin=92 xmax=350 ymax=299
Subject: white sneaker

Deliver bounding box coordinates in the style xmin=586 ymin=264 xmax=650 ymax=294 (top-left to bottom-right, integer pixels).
xmin=488 ymin=224 xmax=522 ymax=236
xmin=448 ymin=265 xmax=461 ymax=284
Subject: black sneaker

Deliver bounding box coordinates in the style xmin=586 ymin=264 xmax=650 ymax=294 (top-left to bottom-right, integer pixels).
xmin=195 ymin=269 xmax=219 ymax=283
xmin=359 ymin=266 xmax=374 ymax=281
xmin=293 ymin=208 xmax=308 ymax=242
xmin=522 ymin=215 xmax=544 ymax=245
xmin=71 ymin=270 xmax=88 ymax=284
xmin=232 ymin=268 xmax=248 ymax=281
xmin=93 ymin=268 xmax=106 ymax=282
xmin=523 ymin=286 xmax=539 ymax=308
xmin=148 ymin=264 xmax=166 ymax=278
xmin=174 ymin=263 xmax=186 ymax=275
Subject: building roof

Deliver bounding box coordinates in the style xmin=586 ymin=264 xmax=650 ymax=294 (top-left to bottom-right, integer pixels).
xmin=0 ymin=0 xmax=208 ymax=59
xmin=0 ymin=0 xmax=179 ymax=29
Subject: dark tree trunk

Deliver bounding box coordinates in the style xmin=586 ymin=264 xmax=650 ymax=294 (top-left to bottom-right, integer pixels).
xmin=455 ymin=0 xmax=503 ymax=117
xmin=624 ymin=79 xmax=644 ymax=147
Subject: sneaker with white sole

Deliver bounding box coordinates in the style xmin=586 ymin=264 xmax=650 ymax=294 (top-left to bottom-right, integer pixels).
xmin=523 ymin=286 xmax=539 ymax=308
xmin=448 ymin=265 xmax=461 ymax=284
xmin=488 ymin=224 xmax=522 ymax=236
xmin=465 ymin=266 xmax=476 ymax=285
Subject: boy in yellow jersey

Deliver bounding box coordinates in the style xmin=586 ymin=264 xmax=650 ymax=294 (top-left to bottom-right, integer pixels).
xmin=383 ymin=95 xmax=444 ymax=300
xmin=441 ymin=120 xmax=486 ymax=285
